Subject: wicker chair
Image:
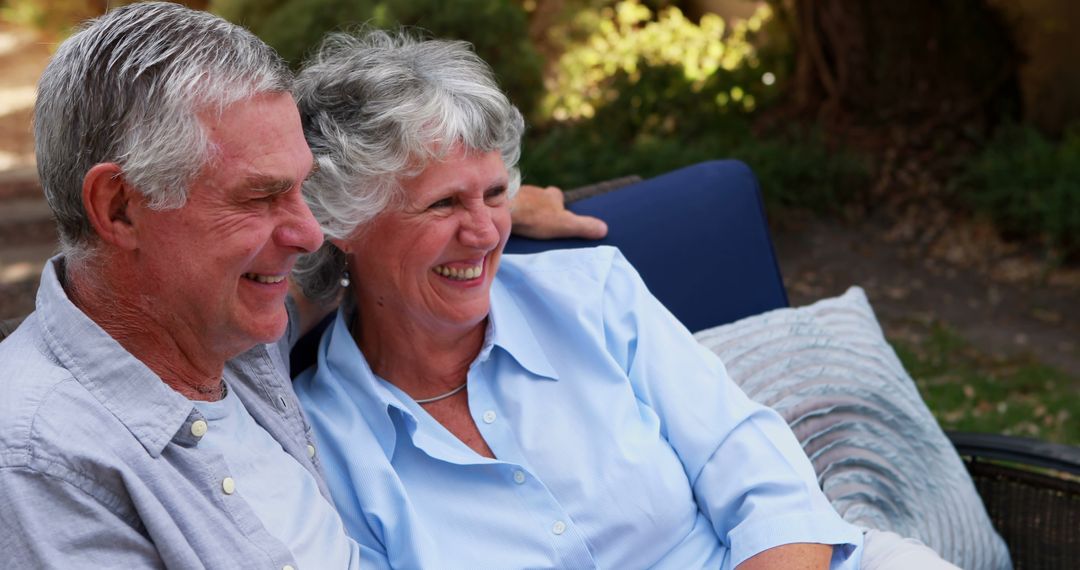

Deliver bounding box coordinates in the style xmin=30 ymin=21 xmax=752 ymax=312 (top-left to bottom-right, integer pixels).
xmin=949 ymin=433 xmax=1080 ymax=569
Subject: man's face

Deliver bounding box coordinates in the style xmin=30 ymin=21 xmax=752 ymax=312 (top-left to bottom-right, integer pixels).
xmin=130 ymin=92 xmax=322 ymax=358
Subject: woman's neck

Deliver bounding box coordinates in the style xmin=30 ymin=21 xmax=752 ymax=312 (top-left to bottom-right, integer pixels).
xmin=350 ymin=296 xmax=487 ymax=400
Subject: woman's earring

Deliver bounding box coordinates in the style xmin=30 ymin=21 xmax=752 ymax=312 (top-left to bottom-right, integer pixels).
xmin=340 ymin=269 xmax=351 ymax=288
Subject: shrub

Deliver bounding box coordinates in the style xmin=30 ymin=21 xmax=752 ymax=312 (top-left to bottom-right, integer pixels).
xmin=541 ymin=0 xmax=776 ymax=122
xmin=210 ymin=0 xmax=543 ymax=119
xmin=522 ymin=63 xmax=868 ymax=213
xmin=958 ymin=123 xmax=1080 ymax=260
xmin=521 ymin=1 xmax=869 ymax=212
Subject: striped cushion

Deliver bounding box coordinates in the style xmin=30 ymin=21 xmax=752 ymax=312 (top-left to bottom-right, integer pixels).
xmin=694 ymin=287 xmax=1011 ymax=570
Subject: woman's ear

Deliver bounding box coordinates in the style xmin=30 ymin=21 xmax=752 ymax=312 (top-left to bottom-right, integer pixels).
xmin=82 ymin=163 xmax=139 ymax=250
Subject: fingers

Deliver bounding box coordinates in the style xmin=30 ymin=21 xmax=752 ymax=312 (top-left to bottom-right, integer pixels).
xmin=558 ymin=212 xmax=608 ymax=240
xmin=512 ymin=210 xmax=608 ymax=240
xmin=510 ymin=183 xmax=608 ymax=240
xmin=542 ymin=185 xmax=565 ymax=205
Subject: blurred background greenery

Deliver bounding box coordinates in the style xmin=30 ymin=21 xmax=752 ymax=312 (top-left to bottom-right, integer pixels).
xmin=3 ymin=0 xmax=1076 ymax=259
xmin=1 ymin=0 xmax=1077 ymax=441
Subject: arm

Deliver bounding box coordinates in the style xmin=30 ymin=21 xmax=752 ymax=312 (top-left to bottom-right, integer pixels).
xmin=738 ymin=543 xmax=833 ymax=570
xmin=599 ymin=250 xmax=859 ymax=569
xmin=0 ymin=467 xmax=164 ymax=568
xmin=510 ymin=184 xmax=608 ymax=240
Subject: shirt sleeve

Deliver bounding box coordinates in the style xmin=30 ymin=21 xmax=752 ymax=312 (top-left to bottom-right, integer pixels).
xmin=598 ymin=249 xmax=861 ymax=569
xmin=0 ymin=466 xmax=165 ymax=568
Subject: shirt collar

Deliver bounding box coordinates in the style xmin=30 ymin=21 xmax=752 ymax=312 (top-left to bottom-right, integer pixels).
xmin=318 ymin=307 xmax=407 ymax=459
xmin=35 ymin=256 xmax=193 ymax=457
xmin=314 ymin=273 xmax=559 ymax=460
xmin=487 ymin=277 xmax=559 ymax=382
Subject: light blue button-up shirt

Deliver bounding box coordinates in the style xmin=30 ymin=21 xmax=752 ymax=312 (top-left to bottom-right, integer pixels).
xmin=295 ymin=246 xmax=863 ymax=569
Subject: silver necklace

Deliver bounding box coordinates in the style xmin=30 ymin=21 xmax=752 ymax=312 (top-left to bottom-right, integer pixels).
xmin=349 ymin=310 xmax=467 ymax=405
xmin=413 ymin=381 xmax=467 ymax=404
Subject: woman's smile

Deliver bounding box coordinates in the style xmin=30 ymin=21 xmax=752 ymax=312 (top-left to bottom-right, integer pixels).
xmin=432 ymin=258 xmax=486 ymax=282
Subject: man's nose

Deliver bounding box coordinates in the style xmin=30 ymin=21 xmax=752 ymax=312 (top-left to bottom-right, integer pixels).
xmin=275 ymin=192 xmax=324 ymax=253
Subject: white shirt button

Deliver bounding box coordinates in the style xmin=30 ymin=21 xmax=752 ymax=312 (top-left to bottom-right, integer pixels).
xmin=552 ymin=520 xmax=567 ymax=535
xmin=307 ymin=444 xmax=316 ymax=458
xmin=190 ymin=420 xmax=207 ymax=438
xmin=221 ymin=477 xmax=236 ymax=495
xmin=513 ymin=470 xmax=526 ymax=484
xmin=482 ymin=410 xmax=497 ymax=424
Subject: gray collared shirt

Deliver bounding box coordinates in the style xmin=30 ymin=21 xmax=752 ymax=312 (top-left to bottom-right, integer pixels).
xmin=0 ymin=257 xmax=330 ymax=568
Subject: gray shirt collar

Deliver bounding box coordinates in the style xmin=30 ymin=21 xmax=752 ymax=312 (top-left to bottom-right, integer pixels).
xmin=35 ymin=256 xmax=194 ymax=457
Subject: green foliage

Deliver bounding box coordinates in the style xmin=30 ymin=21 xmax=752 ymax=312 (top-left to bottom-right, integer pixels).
xmin=958 ymin=123 xmax=1080 ymax=260
xmin=893 ymin=324 xmax=1078 ymax=444
xmin=542 ymin=0 xmax=771 ymax=121
xmin=210 ymin=0 xmax=543 ymax=118
xmin=521 ymin=1 xmax=866 ymax=212
xmin=521 ymin=64 xmax=868 ymax=212
xmin=0 ymin=0 xmax=141 ymax=36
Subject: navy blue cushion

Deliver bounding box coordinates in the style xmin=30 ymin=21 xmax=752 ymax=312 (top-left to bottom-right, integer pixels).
xmin=507 ymin=160 xmax=788 ymax=332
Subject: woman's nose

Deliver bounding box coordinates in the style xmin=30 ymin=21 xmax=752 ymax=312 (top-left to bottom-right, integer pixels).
xmin=458 ymin=206 xmax=499 ymax=250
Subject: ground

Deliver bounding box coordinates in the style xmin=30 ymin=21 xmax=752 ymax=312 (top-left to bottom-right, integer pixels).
xmin=1 ymin=24 xmax=1076 ymax=440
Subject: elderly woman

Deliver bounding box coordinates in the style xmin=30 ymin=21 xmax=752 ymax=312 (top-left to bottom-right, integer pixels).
xmin=291 ymin=31 xmax=862 ymax=569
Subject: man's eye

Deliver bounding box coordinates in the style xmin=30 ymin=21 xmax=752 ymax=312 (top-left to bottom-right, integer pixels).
xmin=246 ymin=194 xmax=275 ymax=205
xmin=428 ymin=197 xmax=454 ymax=209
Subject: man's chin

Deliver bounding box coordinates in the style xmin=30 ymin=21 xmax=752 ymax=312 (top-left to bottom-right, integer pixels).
xmin=233 ymin=307 xmax=290 ymax=350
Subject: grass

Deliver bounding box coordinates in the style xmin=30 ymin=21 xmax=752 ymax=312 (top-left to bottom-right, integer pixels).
xmin=891 ymin=323 xmax=1079 ymax=445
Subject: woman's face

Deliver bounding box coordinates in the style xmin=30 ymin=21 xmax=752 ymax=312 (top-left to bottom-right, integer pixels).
xmin=339 ymin=147 xmax=511 ymax=336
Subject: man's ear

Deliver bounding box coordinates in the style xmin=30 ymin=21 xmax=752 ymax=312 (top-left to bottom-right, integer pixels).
xmin=82 ymin=163 xmax=139 ymax=250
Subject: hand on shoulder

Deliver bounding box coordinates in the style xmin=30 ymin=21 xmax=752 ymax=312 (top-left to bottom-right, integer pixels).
xmin=511 ymin=184 xmax=608 ymax=240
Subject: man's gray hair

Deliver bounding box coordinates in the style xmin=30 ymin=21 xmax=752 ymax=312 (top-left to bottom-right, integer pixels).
xmin=292 ymin=29 xmax=525 ymax=302
xmin=34 ymin=1 xmax=292 ymax=258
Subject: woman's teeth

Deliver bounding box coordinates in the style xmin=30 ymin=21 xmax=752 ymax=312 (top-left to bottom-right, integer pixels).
xmin=243 ymin=273 xmax=286 ymax=284
xmin=433 ymin=264 xmax=482 ymax=281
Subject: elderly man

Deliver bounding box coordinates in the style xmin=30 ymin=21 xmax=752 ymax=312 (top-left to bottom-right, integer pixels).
xmin=0 ymin=3 xmax=603 ymax=567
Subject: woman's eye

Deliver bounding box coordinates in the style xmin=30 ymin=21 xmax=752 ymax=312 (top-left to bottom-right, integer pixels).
xmin=485 ymin=187 xmax=507 ymax=203
xmin=428 ymin=197 xmax=454 ymax=210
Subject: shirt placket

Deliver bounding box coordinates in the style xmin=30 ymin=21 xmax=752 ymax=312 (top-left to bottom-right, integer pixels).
xmin=465 ymin=362 xmax=599 ymax=569
xmin=174 ymin=409 xmax=299 ymax=569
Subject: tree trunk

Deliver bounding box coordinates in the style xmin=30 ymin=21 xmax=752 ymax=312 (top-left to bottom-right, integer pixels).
xmin=778 ymin=0 xmax=1021 ymax=133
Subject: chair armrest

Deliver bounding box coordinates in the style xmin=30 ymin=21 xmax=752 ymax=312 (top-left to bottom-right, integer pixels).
xmin=948 ymin=431 xmax=1080 ymax=569
xmin=949 ymin=431 xmax=1080 ymax=475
